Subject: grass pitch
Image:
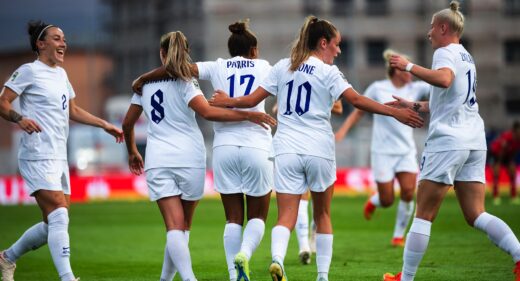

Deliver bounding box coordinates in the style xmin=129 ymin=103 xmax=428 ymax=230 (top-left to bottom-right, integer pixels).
xmin=1 ymin=195 xmax=519 ymax=281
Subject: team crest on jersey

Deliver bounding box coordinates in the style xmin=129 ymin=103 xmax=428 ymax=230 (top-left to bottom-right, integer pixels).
xmin=10 ymin=71 xmax=19 ymax=81
xmin=192 ymin=79 xmax=201 ymax=90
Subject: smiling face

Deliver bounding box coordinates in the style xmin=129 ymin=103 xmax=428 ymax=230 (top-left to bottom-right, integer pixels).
xmin=37 ymin=27 xmax=67 ymax=66
xmin=427 ymin=16 xmax=444 ymax=50
xmin=320 ymin=31 xmax=341 ymax=65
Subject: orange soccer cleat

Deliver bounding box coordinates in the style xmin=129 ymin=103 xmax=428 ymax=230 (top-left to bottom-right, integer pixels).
xmin=383 ymin=272 xmax=401 ymax=281
xmin=364 ymin=200 xmax=376 ymax=220
xmin=391 ymin=237 xmax=405 ymax=247
xmin=514 ymin=261 xmax=520 ymax=281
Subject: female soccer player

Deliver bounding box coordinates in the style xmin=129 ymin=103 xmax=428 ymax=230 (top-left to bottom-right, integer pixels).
xmin=123 ymin=30 xmax=275 ymax=281
xmin=490 ymin=121 xmax=520 ymax=205
xmin=132 ymin=20 xmax=275 ymax=281
xmin=0 ymin=20 xmax=123 ymax=281
xmin=382 ymin=2 xmax=520 ymax=281
xmin=335 ymin=49 xmax=430 ymax=247
xmin=209 ymin=15 xmax=423 ymax=281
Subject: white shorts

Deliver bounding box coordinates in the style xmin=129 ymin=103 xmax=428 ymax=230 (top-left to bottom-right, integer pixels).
xmin=371 ymin=151 xmax=419 ymax=183
xmin=418 ymin=150 xmax=486 ymax=185
xmin=213 ymin=146 xmax=273 ymax=196
xmin=274 ymin=154 xmax=336 ymax=194
xmin=19 ymin=159 xmax=70 ymax=195
xmin=145 ymin=167 xmax=205 ymax=201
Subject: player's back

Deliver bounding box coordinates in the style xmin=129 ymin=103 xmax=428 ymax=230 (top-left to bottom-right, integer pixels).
xmin=196 ymin=57 xmax=272 ymax=150
xmin=426 ymin=43 xmax=486 ymax=152
xmin=133 ymin=78 xmax=205 ymax=170
xmin=262 ymin=57 xmax=351 ymax=160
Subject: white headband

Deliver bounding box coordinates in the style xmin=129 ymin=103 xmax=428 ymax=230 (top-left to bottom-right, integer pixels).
xmin=36 ymin=25 xmax=54 ymax=41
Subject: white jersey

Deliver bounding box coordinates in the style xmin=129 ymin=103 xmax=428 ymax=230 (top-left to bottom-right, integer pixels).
xmin=196 ymin=57 xmax=272 ymax=151
xmin=261 ymin=57 xmax=352 ymax=160
xmin=5 ymin=60 xmax=75 ymax=160
xmin=365 ymin=79 xmax=430 ymax=154
xmin=131 ymin=78 xmax=206 ymax=170
xmin=425 ymin=43 xmax=486 ymax=152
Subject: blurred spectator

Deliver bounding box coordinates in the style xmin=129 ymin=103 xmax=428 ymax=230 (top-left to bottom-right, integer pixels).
xmin=489 ymin=121 xmax=520 ymax=205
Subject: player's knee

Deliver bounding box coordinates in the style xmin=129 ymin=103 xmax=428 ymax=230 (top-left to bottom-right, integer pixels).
xmin=400 ymin=189 xmax=414 ymax=202
xmin=380 ymin=196 xmax=394 ymax=207
xmin=47 ymin=207 xmax=69 ymax=227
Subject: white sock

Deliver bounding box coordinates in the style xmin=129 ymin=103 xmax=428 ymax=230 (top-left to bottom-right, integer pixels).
xmin=369 ymin=193 xmax=381 ymax=207
xmin=160 ymin=230 xmax=190 ymax=281
xmin=240 ymin=219 xmax=265 ymax=260
xmin=393 ymin=200 xmax=414 ymax=239
xmin=401 ymin=218 xmax=431 ymax=281
xmin=47 ymin=207 xmax=75 ymax=281
xmin=166 ymin=230 xmax=196 ymax=281
xmin=5 ymin=222 xmax=48 ymax=263
xmin=474 ymin=212 xmax=520 ymax=262
xmin=271 ymin=225 xmax=291 ymax=264
xmin=296 ymin=200 xmax=310 ymax=252
xmin=224 ymin=223 xmax=242 ymax=280
xmin=316 ymin=233 xmax=333 ymax=275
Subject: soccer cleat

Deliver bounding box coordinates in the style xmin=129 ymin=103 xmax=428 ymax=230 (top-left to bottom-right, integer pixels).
xmin=298 ymin=250 xmax=311 ymax=265
xmin=391 ymin=237 xmax=405 ymax=247
xmin=364 ymin=200 xmax=377 ymax=220
xmin=0 ymin=251 xmax=16 ymax=281
xmin=514 ymin=261 xmax=520 ymax=281
xmin=234 ymin=252 xmax=250 ymax=281
xmin=382 ymin=272 xmax=401 ymax=281
xmin=269 ymin=260 xmax=288 ymax=281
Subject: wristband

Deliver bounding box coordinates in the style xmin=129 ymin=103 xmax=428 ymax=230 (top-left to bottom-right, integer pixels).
xmin=405 ymin=62 xmax=414 ymax=72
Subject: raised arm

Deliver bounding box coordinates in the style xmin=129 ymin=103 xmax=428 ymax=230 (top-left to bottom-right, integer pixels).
xmin=335 ymin=109 xmax=365 ymax=142
xmin=189 ymin=95 xmax=276 ymax=129
xmin=121 ymin=104 xmax=144 ymax=175
xmin=69 ymin=99 xmax=124 ymax=143
xmin=132 ymin=64 xmax=199 ymax=93
xmin=0 ymin=87 xmax=42 ymax=134
xmin=390 ymin=55 xmax=453 ymax=88
xmin=342 ymin=88 xmax=424 ymax=128
xmin=209 ymin=86 xmax=271 ymax=108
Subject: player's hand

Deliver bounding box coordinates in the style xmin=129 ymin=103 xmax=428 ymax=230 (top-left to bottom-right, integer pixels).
xmin=389 ymin=55 xmax=410 ymax=71
xmin=128 ymin=152 xmax=144 ymax=175
xmin=393 ymin=108 xmax=424 ymax=128
xmin=246 ymin=112 xmax=277 ymax=129
xmin=385 ymin=95 xmax=413 ymax=110
xmin=209 ymin=90 xmax=232 ymax=107
xmin=103 ymin=122 xmax=124 ymax=143
xmin=132 ymin=76 xmax=144 ymax=95
xmin=17 ymin=117 xmax=42 ymax=134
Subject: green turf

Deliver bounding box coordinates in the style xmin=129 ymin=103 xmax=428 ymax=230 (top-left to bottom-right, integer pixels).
xmin=1 ymin=195 xmax=519 ymax=281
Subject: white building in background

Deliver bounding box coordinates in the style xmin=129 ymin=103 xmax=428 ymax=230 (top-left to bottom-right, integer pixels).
xmin=104 ymin=0 xmax=520 ymax=166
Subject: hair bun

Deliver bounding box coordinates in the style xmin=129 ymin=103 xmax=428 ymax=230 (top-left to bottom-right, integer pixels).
xmin=229 ymin=20 xmax=249 ymax=34
xmin=450 ymin=1 xmax=460 ymax=12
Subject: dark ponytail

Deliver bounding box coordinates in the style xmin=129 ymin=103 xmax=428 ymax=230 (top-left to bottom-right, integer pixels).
xmin=27 ymin=20 xmax=53 ymax=54
xmin=228 ymin=19 xmax=258 ymax=58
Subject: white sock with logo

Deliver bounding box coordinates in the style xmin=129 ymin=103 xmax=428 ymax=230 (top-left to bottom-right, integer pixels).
xmin=240 ymin=219 xmax=265 ymax=259
xmin=224 ymin=223 xmax=242 ymax=280
xmin=5 ymin=222 xmax=48 ymax=263
xmin=271 ymin=225 xmax=291 ymax=264
xmin=166 ymin=230 xmax=195 ymax=281
xmin=401 ymin=218 xmax=431 ymax=281
xmin=47 ymin=207 xmax=75 ymax=281
xmin=393 ymin=200 xmax=414 ymax=239
xmin=474 ymin=212 xmax=520 ymax=262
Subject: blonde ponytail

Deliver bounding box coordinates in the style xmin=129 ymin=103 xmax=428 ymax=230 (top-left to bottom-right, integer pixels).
xmin=433 ymin=0 xmax=465 ymax=37
xmin=160 ymin=31 xmax=192 ymax=81
xmin=290 ymin=16 xmax=318 ymax=71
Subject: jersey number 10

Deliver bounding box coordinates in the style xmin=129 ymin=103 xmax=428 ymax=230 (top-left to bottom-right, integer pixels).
xmin=283 ymin=80 xmax=312 ymax=116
